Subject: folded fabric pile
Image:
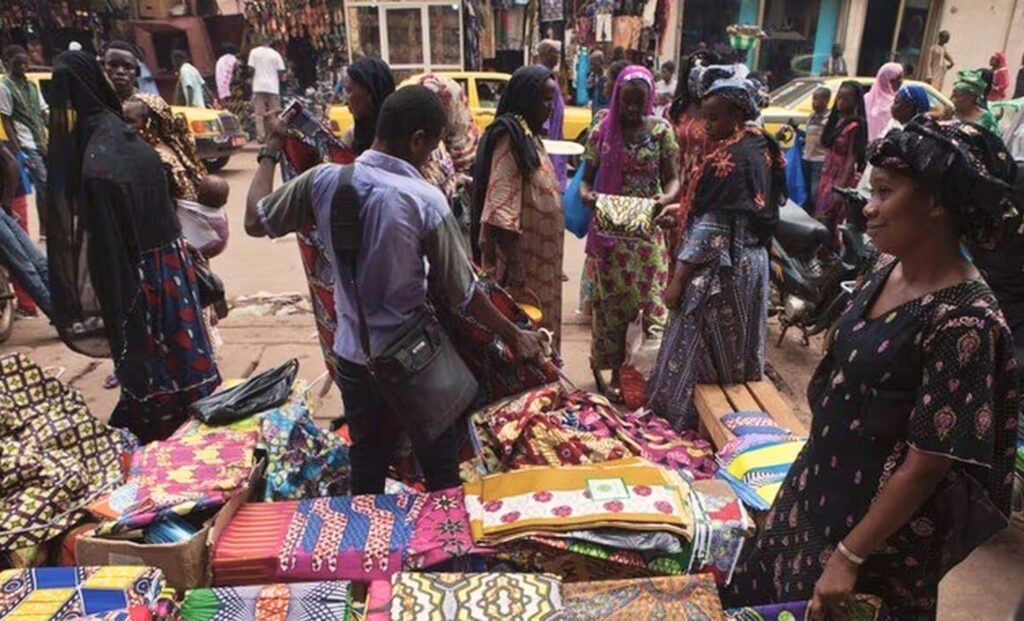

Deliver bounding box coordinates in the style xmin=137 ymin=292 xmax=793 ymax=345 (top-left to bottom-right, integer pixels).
xmin=88 ymin=418 xmax=259 ymax=536
xmin=688 ymin=485 xmax=751 ymax=585
xmin=366 ymin=572 xmax=564 ymax=621
xmin=0 ymin=566 xmax=164 ymax=620
xmin=0 ymin=353 xmax=136 ymax=565
xmin=724 ymin=594 xmax=889 ymax=620
xmin=180 ymin=581 xmax=352 ymax=620
xmin=464 ymin=458 xmax=694 ymax=547
xmin=211 ymin=487 xmax=478 ymax=585
xmin=562 ymin=574 xmax=725 ymax=620
xmin=715 ymin=412 xmax=806 ymax=511
xmin=261 ymin=404 xmax=350 ymax=501
xmin=469 ymin=384 xmax=716 ymax=479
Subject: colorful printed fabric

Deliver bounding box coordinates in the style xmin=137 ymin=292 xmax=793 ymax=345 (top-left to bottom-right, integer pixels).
xmin=464 ymin=457 xmax=694 ymax=545
xmin=719 ymin=411 xmax=790 ymax=438
xmin=724 ymin=594 xmax=888 ymax=621
xmin=689 ymin=489 xmax=750 ymax=586
xmin=0 ymin=353 xmax=137 ymax=551
xmin=562 ymin=574 xmax=725 ymax=620
xmin=212 ymin=488 xmax=475 ymax=585
xmin=93 ymin=424 xmax=258 ymax=535
xmin=180 ymin=581 xmax=352 ymax=621
xmin=0 ymin=566 xmax=164 ymax=620
xmin=716 ymin=436 xmax=806 ymax=511
xmin=364 ymin=581 xmax=391 ymax=621
xmin=389 ymin=573 xmax=563 ymax=621
xmin=469 ymin=385 xmax=716 ymax=479
xmin=261 ymin=404 xmax=350 ymax=501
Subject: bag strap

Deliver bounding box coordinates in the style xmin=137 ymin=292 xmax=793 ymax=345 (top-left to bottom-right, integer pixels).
xmin=328 ymin=164 xmax=374 ymax=365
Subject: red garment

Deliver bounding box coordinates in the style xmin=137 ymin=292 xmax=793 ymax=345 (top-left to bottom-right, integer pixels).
xmin=668 ymin=114 xmax=709 ymax=260
xmin=991 ymin=52 xmax=1010 ymax=101
xmin=8 ymin=195 xmax=36 ymax=314
xmin=815 ymin=120 xmax=863 ymax=222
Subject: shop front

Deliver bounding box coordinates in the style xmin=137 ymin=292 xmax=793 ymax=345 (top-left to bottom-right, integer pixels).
xmin=345 ymin=0 xmax=463 ymax=81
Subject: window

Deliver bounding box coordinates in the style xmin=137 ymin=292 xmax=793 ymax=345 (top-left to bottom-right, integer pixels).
xmin=680 ymin=0 xmax=742 ymax=55
xmin=386 ymin=8 xmax=424 ymax=65
xmin=347 ymin=6 xmax=382 ymax=59
xmin=429 ymin=5 xmax=461 ymax=66
xmin=757 ymin=0 xmax=825 ymax=89
xmin=476 ymin=78 xmax=506 ymax=108
xmin=345 ymin=1 xmax=463 ymax=73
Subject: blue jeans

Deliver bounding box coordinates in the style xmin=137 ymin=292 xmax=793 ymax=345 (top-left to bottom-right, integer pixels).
xmin=0 ymin=209 xmax=51 ymax=318
xmin=336 ymin=357 xmax=462 ymax=494
xmin=802 ymin=159 xmax=824 ymax=213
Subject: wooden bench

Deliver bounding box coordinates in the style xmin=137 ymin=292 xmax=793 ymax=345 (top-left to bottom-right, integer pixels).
xmin=694 ymin=381 xmax=808 ymax=450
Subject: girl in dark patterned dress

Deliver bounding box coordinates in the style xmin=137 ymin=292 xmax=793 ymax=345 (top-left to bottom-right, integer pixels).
xmin=725 ymin=117 xmax=1020 ymax=620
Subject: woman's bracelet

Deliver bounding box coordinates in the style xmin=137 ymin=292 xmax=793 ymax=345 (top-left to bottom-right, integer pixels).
xmin=837 ymin=541 xmax=866 ymax=566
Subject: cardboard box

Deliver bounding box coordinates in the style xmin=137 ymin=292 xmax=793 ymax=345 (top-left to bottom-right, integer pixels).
xmin=76 ymin=462 xmax=262 ymax=590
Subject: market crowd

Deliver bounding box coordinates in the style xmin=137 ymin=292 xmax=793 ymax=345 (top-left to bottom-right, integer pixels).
xmin=1 ymin=31 xmax=1023 ymax=620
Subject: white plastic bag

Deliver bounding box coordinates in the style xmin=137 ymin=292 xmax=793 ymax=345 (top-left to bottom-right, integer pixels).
xmin=623 ymin=312 xmax=663 ymax=379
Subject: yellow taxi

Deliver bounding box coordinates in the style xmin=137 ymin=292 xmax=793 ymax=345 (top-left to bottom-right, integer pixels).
xmin=1 ymin=71 xmax=246 ymax=171
xmin=329 ymin=71 xmax=593 ymax=142
xmin=762 ymin=76 xmax=953 ymax=148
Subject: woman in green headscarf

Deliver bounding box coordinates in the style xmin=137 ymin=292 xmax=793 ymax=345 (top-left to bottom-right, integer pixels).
xmin=952 ymin=68 xmax=1000 ymax=133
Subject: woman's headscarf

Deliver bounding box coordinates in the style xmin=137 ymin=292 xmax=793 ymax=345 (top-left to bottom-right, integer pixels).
xmin=129 ymin=92 xmax=206 ymax=201
xmin=895 ymin=84 xmax=931 ymax=115
xmin=668 ymin=50 xmax=720 ymax=123
xmin=470 ymin=65 xmax=554 ymax=259
xmin=593 ymin=65 xmax=655 ymax=194
xmin=864 ymin=62 xmax=904 ymax=140
xmin=701 ymin=70 xmax=762 ymax=122
xmin=822 ymin=80 xmax=868 ymax=171
xmin=346 ymin=58 xmax=395 ymax=155
xmin=419 ymin=73 xmax=480 ymax=174
xmin=954 ymin=68 xmax=991 ymax=105
xmin=867 ymin=117 xmax=1017 ymax=246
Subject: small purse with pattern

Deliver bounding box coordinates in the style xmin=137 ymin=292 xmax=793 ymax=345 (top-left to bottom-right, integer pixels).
xmin=594 ymin=193 xmax=658 ymax=239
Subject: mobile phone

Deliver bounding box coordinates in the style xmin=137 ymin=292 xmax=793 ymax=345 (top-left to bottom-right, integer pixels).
xmin=280 ymin=100 xmax=302 ymax=119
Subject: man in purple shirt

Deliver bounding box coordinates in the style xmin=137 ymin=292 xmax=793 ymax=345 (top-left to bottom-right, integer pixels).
xmin=244 ymin=86 xmax=545 ymax=493
xmin=538 ymin=39 xmax=568 ymax=190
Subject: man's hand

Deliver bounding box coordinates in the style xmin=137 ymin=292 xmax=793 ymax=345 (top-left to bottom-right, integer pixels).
xmin=808 ymin=549 xmax=859 ymax=621
xmin=264 ymin=112 xmax=290 ymax=149
xmin=508 ymin=329 xmax=546 ymax=361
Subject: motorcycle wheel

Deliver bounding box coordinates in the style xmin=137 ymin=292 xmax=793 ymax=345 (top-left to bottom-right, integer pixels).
xmin=0 ymin=268 xmax=15 ymax=344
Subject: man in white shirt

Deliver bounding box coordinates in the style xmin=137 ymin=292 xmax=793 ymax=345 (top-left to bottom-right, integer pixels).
xmin=214 ymin=44 xmax=238 ymax=106
xmin=172 ymin=50 xmax=207 ymax=108
xmin=247 ymin=37 xmax=286 ymax=143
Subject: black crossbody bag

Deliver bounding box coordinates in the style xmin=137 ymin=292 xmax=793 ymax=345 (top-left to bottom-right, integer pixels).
xmin=329 ymin=165 xmax=478 ymax=446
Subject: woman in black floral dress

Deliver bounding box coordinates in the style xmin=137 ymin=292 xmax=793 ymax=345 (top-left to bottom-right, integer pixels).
xmin=725 ymin=117 xmax=1020 ymax=620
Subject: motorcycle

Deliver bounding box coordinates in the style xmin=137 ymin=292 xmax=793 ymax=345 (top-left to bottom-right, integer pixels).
xmin=770 ymin=187 xmax=875 ymax=346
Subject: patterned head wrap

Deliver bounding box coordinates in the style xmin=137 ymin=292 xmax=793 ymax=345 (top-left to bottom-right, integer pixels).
xmin=700 ymin=65 xmax=761 ymax=122
xmin=867 ymin=117 xmax=1017 ymax=245
xmin=895 ymin=84 xmax=931 ymax=115
xmin=128 ymin=92 xmax=206 ymax=201
xmin=953 ymin=68 xmax=990 ymax=102
xmin=419 ymin=73 xmax=480 ymax=174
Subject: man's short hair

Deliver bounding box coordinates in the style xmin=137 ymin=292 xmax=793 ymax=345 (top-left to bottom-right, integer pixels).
xmin=3 ymin=45 xmax=27 ymax=63
xmin=376 ymin=86 xmax=445 ymax=144
xmin=171 ymin=50 xmax=189 ymax=64
xmin=662 ymin=61 xmax=676 ymax=73
xmin=222 ymin=43 xmax=239 ymax=55
xmin=102 ymin=40 xmax=141 ymax=60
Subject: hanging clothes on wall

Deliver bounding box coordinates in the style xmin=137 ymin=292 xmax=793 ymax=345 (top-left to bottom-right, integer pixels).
xmin=481 ymin=0 xmax=497 ymax=60
xmin=495 ymin=7 xmax=526 ymax=51
xmin=464 ymin=0 xmax=485 ymax=69
xmin=612 ymin=15 xmax=643 ymax=50
xmin=541 ymin=0 xmax=563 ymax=22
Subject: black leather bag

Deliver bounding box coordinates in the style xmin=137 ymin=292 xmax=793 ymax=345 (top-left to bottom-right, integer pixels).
xmin=188 ymin=246 xmax=229 ymax=319
xmin=329 ymin=165 xmax=477 ymax=446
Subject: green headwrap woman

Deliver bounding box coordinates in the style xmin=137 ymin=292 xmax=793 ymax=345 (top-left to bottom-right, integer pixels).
xmin=952 ymin=68 xmax=1001 ymax=133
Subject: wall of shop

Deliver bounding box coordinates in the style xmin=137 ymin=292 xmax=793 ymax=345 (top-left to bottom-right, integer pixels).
xmin=937 ymin=0 xmax=1024 ymax=94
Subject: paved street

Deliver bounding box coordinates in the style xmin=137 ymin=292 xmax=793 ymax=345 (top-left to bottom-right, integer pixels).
xmin=6 ymin=148 xmax=1023 ymax=618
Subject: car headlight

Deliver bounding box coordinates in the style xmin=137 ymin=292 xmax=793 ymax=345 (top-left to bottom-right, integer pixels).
xmin=190 ymin=119 xmax=221 ymax=135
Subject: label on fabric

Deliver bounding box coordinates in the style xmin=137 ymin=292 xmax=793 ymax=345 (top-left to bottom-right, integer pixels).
xmin=586 ymin=478 xmax=630 ymax=501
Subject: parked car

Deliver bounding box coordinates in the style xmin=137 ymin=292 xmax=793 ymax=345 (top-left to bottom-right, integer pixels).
xmin=761 ymin=76 xmax=953 ymax=148
xmin=329 ymin=71 xmax=593 ymax=143
xmin=0 ymin=71 xmax=246 ymax=172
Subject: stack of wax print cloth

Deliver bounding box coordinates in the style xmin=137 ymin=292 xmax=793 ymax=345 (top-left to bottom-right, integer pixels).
xmin=179 ymin=581 xmax=353 ymax=620
xmin=467 ymin=383 xmax=717 ymax=480
xmin=85 ymin=413 xmax=260 ymax=542
xmin=210 ymin=487 xmax=485 ymax=586
xmin=0 ymin=352 xmax=136 ymax=569
xmin=260 ymin=402 xmax=350 ymax=501
xmin=725 ymin=594 xmax=890 ymax=620
xmin=713 ymin=411 xmax=807 ymax=511
xmin=0 ymin=566 xmax=166 ymax=620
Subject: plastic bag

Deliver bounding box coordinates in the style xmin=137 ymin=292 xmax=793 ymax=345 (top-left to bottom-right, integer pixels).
xmin=784 ymin=131 xmax=807 ymax=208
xmin=619 ymin=313 xmax=663 ymax=410
xmin=189 ymin=359 xmax=299 ymax=425
xmin=563 ymin=163 xmax=591 ymax=239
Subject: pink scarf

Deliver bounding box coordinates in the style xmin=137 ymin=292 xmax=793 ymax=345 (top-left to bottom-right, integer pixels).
xmin=864 ymin=62 xmax=903 ymax=141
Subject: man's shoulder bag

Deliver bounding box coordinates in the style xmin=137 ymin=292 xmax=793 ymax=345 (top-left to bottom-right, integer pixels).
xmin=329 ymin=165 xmax=478 ymax=446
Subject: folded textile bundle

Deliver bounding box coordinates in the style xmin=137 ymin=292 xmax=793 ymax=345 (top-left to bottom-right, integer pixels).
xmin=90 ymin=420 xmax=259 ymax=535
xmin=464 ymin=458 xmax=694 ymax=546
xmin=180 ymin=581 xmax=352 ymax=620
xmin=0 ymin=353 xmax=136 ymax=554
xmin=689 ymin=486 xmax=751 ymax=585
xmin=716 ymin=435 xmax=806 ymax=511
xmin=724 ymin=594 xmax=888 ymax=620
xmin=0 ymin=566 xmax=164 ymax=620
xmin=388 ymin=572 xmax=564 ymax=621
xmin=261 ymin=404 xmax=350 ymax=501
xmin=469 ymin=384 xmax=715 ymax=479
xmin=212 ymin=488 xmax=476 ymax=585
xmin=562 ymin=574 xmax=725 ymax=620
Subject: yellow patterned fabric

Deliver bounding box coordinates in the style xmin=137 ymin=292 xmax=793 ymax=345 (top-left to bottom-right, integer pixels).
xmin=562 ymin=575 xmax=724 ymax=620
xmin=389 ymin=573 xmax=563 ymax=621
xmin=594 ymin=194 xmax=658 ymax=239
xmin=463 ymin=457 xmax=694 ymax=545
xmin=0 ymin=566 xmax=164 ymax=619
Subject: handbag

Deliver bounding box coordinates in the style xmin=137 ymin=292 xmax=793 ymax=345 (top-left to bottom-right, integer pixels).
xmin=189 ymin=358 xmax=299 ymax=425
xmin=187 ymin=245 xmax=229 ymax=319
xmin=563 ymin=163 xmax=591 ymax=238
xmin=329 ymin=165 xmax=478 ymax=446
xmin=594 ymin=193 xmax=658 ymax=239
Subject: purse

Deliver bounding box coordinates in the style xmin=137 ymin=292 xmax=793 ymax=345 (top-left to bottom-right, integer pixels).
xmin=594 ymin=193 xmax=658 ymax=239
xmin=329 ymin=165 xmax=478 ymax=446
xmin=187 ymin=245 xmax=229 ymax=319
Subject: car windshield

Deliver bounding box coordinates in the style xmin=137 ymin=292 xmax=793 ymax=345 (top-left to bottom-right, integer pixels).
xmin=769 ymin=78 xmax=823 ymax=108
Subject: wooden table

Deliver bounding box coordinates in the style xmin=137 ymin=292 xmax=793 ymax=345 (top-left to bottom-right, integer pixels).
xmin=694 ymin=380 xmax=808 ymax=450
